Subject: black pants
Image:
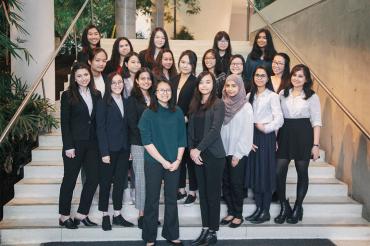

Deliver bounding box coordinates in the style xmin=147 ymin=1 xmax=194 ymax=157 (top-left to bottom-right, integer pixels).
xmin=142 ymin=161 xmax=180 ymax=242
xmin=98 ymin=149 xmax=130 ymax=212
xmin=59 ymin=140 xmax=99 ymax=216
xmin=254 ymin=192 xmax=272 ymax=210
xmin=195 ymin=150 xmax=225 ymax=231
xmin=178 ymin=148 xmax=198 ymax=191
xmin=222 ymin=156 xmax=246 ymax=218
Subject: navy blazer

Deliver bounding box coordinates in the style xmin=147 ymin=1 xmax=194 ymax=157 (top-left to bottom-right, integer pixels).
xmin=60 ymin=90 xmax=101 ymax=150
xmin=96 ymin=96 xmax=129 ymax=157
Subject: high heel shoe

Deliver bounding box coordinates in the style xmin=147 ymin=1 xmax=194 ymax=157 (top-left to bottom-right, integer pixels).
xmin=166 ymin=239 xmax=183 ymax=245
xmin=286 ymin=204 xmax=303 ymax=224
xmin=274 ymin=199 xmax=292 ymax=224
xmin=59 ymin=218 xmax=78 ymax=229
xmin=245 ymin=207 xmax=261 ymax=221
xmin=220 ymin=215 xmax=234 ymax=225
xmin=250 ymin=209 xmax=270 ymax=224
xmin=74 ymin=216 xmax=97 ymax=226
xmin=229 ymin=218 xmax=244 ymax=228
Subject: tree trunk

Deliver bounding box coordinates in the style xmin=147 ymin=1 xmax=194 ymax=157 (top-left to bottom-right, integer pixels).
xmin=151 ymin=0 xmax=164 ymax=29
xmin=115 ymin=0 xmax=136 ymax=38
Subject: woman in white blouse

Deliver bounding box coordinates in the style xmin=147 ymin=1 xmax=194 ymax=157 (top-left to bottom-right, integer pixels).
xmin=220 ymin=74 xmax=254 ymax=228
xmin=275 ymin=64 xmax=322 ymax=224
xmin=245 ymin=66 xmax=284 ymax=224
xmin=88 ymin=47 xmax=108 ymax=97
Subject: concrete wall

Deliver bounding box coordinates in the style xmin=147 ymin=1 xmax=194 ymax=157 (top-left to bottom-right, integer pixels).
xmin=250 ymin=0 xmax=370 ymax=219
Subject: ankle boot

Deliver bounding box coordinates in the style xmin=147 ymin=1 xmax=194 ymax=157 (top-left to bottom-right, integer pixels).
xmin=191 ymin=228 xmax=208 ymax=246
xmin=274 ymin=199 xmax=292 ymax=224
xmin=286 ymin=203 xmax=303 ymax=224
xmin=245 ymin=207 xmax=261 ymax=221
xmin=250 ymin=209 xmax=270 ymax=224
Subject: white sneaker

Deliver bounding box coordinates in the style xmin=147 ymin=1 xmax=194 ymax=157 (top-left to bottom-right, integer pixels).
xmin=123 ymin=188 xmax=133 ymax=205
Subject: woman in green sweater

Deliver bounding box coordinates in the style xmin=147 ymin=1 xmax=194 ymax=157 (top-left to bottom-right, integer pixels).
xmin=139 ymin=80 xmax=187 ymax=246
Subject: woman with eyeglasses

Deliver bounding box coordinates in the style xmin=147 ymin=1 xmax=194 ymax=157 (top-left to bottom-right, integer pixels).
xmin=139 ymin=80 xmax=187 ymax=246
xmin=212 ymin=31 xmax=233 ymax=75
xmin=271 ymin=53 xmax=290 ymax=94
xmin=228 ymin=54 xmax=250 ymax=93
xmin=96 ymin=72 xmax=134 ymax=231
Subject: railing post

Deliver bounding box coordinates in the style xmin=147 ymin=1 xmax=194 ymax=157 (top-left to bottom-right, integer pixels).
xmin=90 ymin=0 xmax=94 ymax=24
xmin=246 ymin=0 xmax=250 ymax=41
xmin=74 ymin=26 xmax=78 ymax=62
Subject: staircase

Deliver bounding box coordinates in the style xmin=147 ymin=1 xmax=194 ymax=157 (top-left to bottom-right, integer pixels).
xmin=1 ymin=40 xmax=370 ymax=245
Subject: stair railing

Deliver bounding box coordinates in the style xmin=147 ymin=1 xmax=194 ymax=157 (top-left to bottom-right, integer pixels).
xmin=246 ymin=0 xmax=369 ymax=139
xmin=0 ymin=0 xmax=92 ymax=144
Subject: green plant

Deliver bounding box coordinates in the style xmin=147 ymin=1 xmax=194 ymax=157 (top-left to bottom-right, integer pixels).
xmin=175 ymin=26 xmax=194 ymax=40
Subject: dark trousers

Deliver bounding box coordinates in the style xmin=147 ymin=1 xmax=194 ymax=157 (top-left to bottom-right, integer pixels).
xmin=222 ymin=156 xmax=246 ymax=218
xmin=98 ymin=149 xmax=130 ymax=212
xmin=59 ymin=140 xmax=99 ymax=216
xmin=178 ymin=148 xmax=198 ymax=191
xmin=142 ymin=161 xmax=180 ymax=242
xmin=255 ymin=192 xmax=272 ymax=211
xmin=195 ymin=150 xmax=225 ymax=231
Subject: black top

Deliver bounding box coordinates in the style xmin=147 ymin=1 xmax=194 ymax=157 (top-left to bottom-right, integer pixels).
xmin=77 ymin=51 xmax=89 ymax=65
xmin=245 ymin=53 xmax=273 ymax=83
xmin=193 ymin=110 xmax=205 ymax=144
xmin=103 ymin=60 xmax=123 ymax=76
xmin=171 ymin=74 xmax=197 ymax=116
xmin=60 ymin=90 xmax=101 ymax=150
xmin=188 ymin=98 xmax=226 ymax=158
xmin=96 ymin=97 xmax=129 ymax=157
xmin=126 ymin=96 xmax=148 ymax=146
xmin=219 ymin=53 xmax=231 ymax=75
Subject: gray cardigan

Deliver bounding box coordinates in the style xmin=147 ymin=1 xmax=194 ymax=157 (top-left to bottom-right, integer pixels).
xmin=188 ymin=98 xmax=226 ymax=158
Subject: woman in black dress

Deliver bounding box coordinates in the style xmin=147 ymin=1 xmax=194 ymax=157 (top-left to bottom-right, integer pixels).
xmin=212 ymin=31 xmax=232 ymax=75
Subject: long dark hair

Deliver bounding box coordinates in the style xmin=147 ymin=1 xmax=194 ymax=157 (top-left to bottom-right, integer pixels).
xmin=152 ymin=48 xmax=177 ymax=80
xmin=283 ymin=64 xmax=315 ymax=100
xmin=131 ymin=68 xmax=156 ymax=105
xmin=88 ymin=47 xmax=108 ymax=63
xmin=178 ymin=50 xmax=197 ymax=75
xmin=103 ymin=72 xmax=124 ymax=105
xmin=273 ymin=52 xmax=290 ymax=93
xmin=212 ymin=31 xmax=232 ymax=57
xmin=81 ymin=24 xmax=101 ymax=52
xmin=202 ymin=49 xmax=223 ymax=76
xmin=144 ymin=27 xmax=170 ymax=67
xmin=229 ymin=54 xmax=249 ymax=92
xmin=122 ymin=52 xmax=140 ymax=79
xmin=68 ymin=62 xmax=98 ymax=104
xmin=188 ymin=71 xmax=218 ymax=114
xmin=149 ymin=80 xmax=176 ymax=112
xmin=250 ymin=28 xmax=276 ymax=61
xmin=248 ymin=65 xmax=273 ymax=105
xmin=110 ymin=37 xmax=133 ymax=69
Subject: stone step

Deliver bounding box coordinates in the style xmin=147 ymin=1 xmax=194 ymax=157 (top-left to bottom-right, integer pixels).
xmin=1 ymin=217 xmax=370 ymax=245
xmin=23 ymin=161 xmax=334 ymax=179
xmin=13 ymin=177 xmax=348 ymax=198
xmin=3 ymin=196 xmax=362 ymax=220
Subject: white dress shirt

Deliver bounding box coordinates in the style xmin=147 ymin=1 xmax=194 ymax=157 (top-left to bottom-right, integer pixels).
xmin=112 ymin=94 xmax=124 ymax=117
xmin=123 ymin=78 xmax=134 ymax=99
xmin=279 ymin=89 xmax=322 ymax=127
xmin=221 ymin=102 xmax=254 ymax=159
xmin=79 ymin=87 xmax=93 ymax=116
xmin=247 ymin=89 xmax=284 ymax=133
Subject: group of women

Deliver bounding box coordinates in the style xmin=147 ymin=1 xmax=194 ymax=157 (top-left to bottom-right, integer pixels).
xmin=58 ymin=24 xmax=322 ymax=246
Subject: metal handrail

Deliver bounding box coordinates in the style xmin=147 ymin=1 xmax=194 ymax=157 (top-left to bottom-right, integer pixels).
xmin=246 ymin=0 xmax=370 ymax=140
xmin=0 ymin=0 xmax=91 ymax=144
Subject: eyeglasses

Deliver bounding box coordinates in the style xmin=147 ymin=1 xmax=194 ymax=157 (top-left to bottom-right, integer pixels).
xmin=157 ymin=89 xmax=172 ymax=94
xmin=231 ymin=62 xmax=243 ymax=66
xmin=112 ymin=81 xmax=123 ymax=86
xmin=272 ymin=61 xmax=285 ymax=66
xmin=254 ymin=74 xmax=267 ymax=79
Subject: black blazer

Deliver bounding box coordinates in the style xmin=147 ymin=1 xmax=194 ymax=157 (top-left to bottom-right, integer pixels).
xmin=188 ymin=98 xmax=226 ymax=158
xmin=77 ymin=51 xmax=89 ymax=65
xmin=96 ymin=96 xmax=129 ymax=156
xmin=172 ymin=74 xmax=197 ymax=116
xmin=126 ymin=96 xmax=147 ymax=146
xmin=60 ymin=90 xmax=101 ymax=150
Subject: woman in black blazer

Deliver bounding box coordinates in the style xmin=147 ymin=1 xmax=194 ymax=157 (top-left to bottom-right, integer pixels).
xmin=188 ymin=71 xmax=226 ymax=246
xmin=96 ymin=72 xmax=134 ymax=231
xmin=172 ymin=50 xmax=198 ymax=205
xmin=59 ymin=62 xmax=101 ymax=229
xmin=77 ymin=24 xmax=101 ymax=65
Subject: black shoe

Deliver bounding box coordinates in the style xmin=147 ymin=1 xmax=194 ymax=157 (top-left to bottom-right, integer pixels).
xmin=191 ymin=228 xmax=208 ymax=246
xmin=286 ymin=204 xmax=303 ymax=224
xmin=177 ymin=191 xmax=187 ymax=200
xmin=138 ymin=216 xmax=143 ymax=229
xmin=113 ymin=214 xmax=134 ymax=227
xmin=166 ymin=239 xmax=183 ymax=245
xmin=102 ymin=215 xmax=112 ymax=231
xmin=274 ymin=199 xmax=292 ymax=224
xmin=229 ymin=218 xmax=244 ymax=228
xmin=74 ymin=216 xmax=97 ymax=226
xmin=245 ymin=207 xmax=261 ymax=221
xmin=250 ymin=210 xmax=271 ymax=224
xmin=202 ymin=230 xmax=217 ymax=245
xmin=59 ymin=218 xmax=78 ymax=229
xmin=184 ymin=194 xmax=196 ymax=206
xmin=220 ymin=216 xmax=234 ymax=225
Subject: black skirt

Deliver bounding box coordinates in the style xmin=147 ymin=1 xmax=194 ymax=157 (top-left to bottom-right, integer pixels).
xmin=245 ymin=127 xmax=276 ymax=193
xmin=277 ymin=118 xmax=313 ymax=161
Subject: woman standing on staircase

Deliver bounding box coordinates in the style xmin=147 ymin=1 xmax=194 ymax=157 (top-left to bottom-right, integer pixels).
xmin=275 ymin=64 xmax=322 ymax=224
xmin=152 ymin=48 xmax=177 ymax=81
xmin=88 ymin=47 xmax=108 ymax=97
xmin=212 ymin=31 xmax=233 ymax=75
xmin=59 ymin=62 xmax=101 ymax=229
xmin=228 ymin=54 xmax=250 ymax=93
xmin=122 ymin=52 xmax=142 ymax=99
xmin=96 ymin=72 xmax=134 ymax=231
xmin=202 ymin=49 xmax=226 ymax=98
xmin=271 ymin=53 xmax=290 ymax=94
xmin=104 ymin=37 xmax=134 ymax=75
xmin=139 ymin=27 xmax=170 ymax=70
xmin=78 ymin=24 xmax=101 ymax=64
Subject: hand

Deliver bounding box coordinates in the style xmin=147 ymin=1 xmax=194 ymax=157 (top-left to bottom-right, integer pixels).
xmin=276 ymin=142 xmax=279 ymax=151
xmin=251 ymin=144 xmax=258 ymax=152
xmin=184 ymin=116 xmax=188 ymax=123
xmin=255 ymin=123 xmax=265 ymax=132
xmin=311 ymin=145 xmax=320 ymax=161
xmin=65 ymin=149 xmax=76 ymax=158
xmin=161 ymin=160 xmax=172 ymax=170
xmin=190 ymin=148 xmax=203 ymax=165
xmin=231 ymin=156 xmax=240 ymax=167
xmin=102 ymin=156 xmax=110 ymax=164
xmin=169 ymin=160 xmax=181 ymax=172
